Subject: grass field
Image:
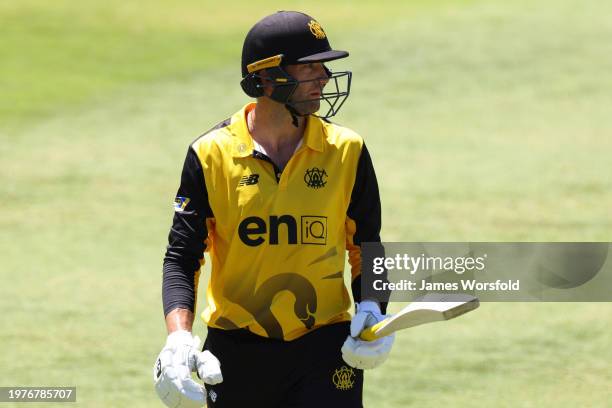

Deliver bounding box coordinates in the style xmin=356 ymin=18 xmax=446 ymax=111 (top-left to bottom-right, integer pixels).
xmin=1 ymin=0 xmax=611 ymax=407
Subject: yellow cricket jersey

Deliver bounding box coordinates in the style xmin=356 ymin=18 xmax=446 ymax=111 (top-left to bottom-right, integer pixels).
xmin=162 ymin=103 xmax=381 ymax=341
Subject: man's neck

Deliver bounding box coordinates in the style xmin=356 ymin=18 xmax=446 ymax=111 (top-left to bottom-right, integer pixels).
xmin=248 ymin=99 xmax=306 ymax=154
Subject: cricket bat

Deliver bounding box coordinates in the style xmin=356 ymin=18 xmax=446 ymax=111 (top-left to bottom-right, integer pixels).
xmin=359 ymin=293 xmax=480 ymax=341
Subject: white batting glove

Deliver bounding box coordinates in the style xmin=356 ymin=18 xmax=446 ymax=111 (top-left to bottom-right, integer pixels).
xmin=153 ymin=330 xmax=223 ymax=408
xmin=341 ymin=300 xmax=395 ymax=370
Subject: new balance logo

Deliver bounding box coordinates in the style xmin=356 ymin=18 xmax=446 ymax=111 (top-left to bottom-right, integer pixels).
xmin=209 ymin=389 xmax=218 ymax=403
xmin=239 ymin=174 xmax=259 ymax=186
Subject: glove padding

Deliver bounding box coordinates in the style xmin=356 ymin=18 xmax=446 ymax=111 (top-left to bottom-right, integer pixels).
xmin=341 ymin=300 xmax=395 ymax=370
xmin=153 ymin=330 xmax=223 ymax=408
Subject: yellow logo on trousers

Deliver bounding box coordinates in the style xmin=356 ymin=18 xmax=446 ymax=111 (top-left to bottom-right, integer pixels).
xmin=332 ymin=366 xmax=355 ymax=390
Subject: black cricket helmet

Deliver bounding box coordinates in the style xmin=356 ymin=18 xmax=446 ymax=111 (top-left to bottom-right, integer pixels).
xmin=240 ymin=11 xmax=352 ymax=119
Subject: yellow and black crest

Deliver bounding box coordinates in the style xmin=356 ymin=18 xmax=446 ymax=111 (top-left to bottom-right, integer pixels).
xmin=308 ymin=20 xmax=326 ymax=40
xmin=304 ymin=167 xmax=328 ymax=189
xmin=332 ymin=366 xmax=355 ymax=390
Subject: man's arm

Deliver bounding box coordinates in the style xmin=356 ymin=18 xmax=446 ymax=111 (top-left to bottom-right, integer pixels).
xmin=346 ymin=143 xmax=388 ymax=313
xmin=165 ymin=308 xmax=194 ymax=333
xmin=162 ymin=146 xmax=213 ymax=327
xmin=342 ymin=143 xmax=394 ymax=370
xmin=154 ymin=146 xmax=222 ymax=408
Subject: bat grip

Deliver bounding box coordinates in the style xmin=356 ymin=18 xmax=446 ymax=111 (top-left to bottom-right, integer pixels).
xmin=358 ymin=321 xmax=384 ymax=341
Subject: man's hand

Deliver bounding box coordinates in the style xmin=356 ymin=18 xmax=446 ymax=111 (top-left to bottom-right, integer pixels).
xmin=341 ymin=300 xmax=394 ymax=369
xmin=153 ymin=330 xmax=223 ymax=408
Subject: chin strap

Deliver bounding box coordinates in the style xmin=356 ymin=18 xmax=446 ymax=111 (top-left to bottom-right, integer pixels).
xmin=284 ymin=103 xmax=301 ymax=128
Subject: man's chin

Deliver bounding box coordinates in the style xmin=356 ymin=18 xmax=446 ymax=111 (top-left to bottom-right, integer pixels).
xmin=291 ymin=100 xmax=321 ymax=116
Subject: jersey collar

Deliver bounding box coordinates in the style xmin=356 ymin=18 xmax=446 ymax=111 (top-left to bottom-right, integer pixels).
xmin=230 ymin=103 xmax=325 ymax=157
xmin=230 ymin=103 xmax=256 ymax=158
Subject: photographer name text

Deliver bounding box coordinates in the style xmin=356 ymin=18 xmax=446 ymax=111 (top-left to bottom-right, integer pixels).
xmin=372 ymin=279 xmax=521 ymax=291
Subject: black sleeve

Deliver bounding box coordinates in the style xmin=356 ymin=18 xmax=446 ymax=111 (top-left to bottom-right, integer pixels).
xmin=346 ymin=143 xmax=388 ymax=314
xmin=162 ymin=147 xmax=213 ymax=316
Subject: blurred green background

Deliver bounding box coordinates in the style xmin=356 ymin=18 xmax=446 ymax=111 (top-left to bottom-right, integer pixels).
xmin=1 ymin=0 xmax=611 ymax=406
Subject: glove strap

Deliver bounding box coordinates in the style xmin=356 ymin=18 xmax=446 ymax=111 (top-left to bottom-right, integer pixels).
xmin=166 ymin=330 xmax=194 ymax=347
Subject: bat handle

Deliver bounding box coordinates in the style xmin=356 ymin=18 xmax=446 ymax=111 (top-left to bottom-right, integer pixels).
xmin=358 ymin=321 xmax=384 ymax=341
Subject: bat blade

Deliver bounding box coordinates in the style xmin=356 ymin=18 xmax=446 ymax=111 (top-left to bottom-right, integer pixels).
xmin=359 ymin=293 xmax=479 ymax=341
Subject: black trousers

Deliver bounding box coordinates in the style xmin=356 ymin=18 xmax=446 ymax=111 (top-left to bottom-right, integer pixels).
xmin=203 ymin=322 xmax=363 ymax=407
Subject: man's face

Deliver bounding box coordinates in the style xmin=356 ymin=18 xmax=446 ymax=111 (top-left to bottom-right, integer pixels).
xmin=284 ymin=63 xmax=330 ymax=115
